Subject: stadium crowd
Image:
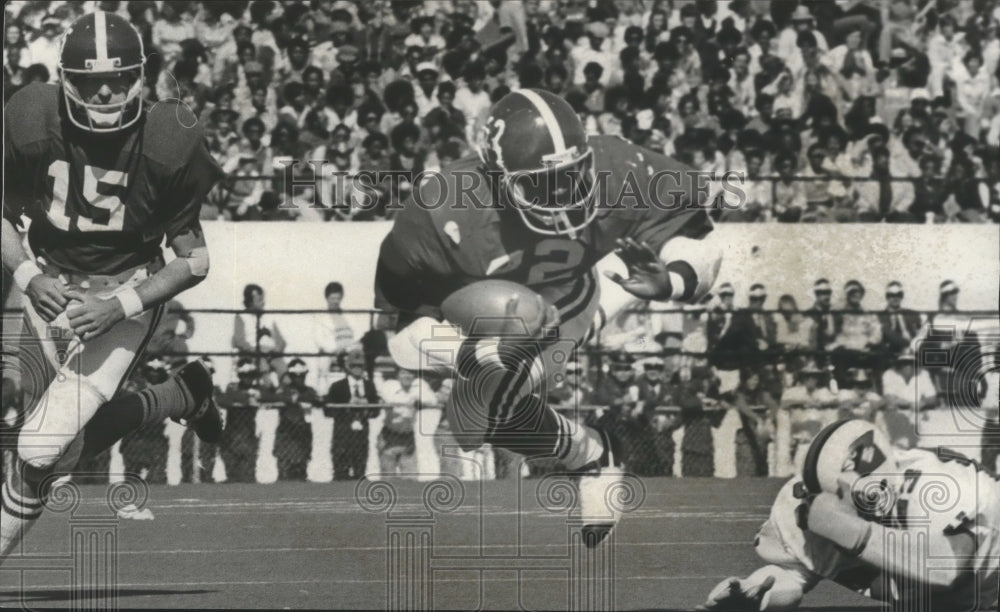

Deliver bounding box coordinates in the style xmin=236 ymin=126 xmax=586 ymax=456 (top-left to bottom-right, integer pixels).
xmin=3 ymin=0 xmax=999 ymax=222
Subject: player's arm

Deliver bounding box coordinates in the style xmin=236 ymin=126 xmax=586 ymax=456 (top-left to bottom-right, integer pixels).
xmin=606 ymin=148 xmax=723 ymax=303
xmin=2 ymin=114 xmax=71 ymax=321
xmin=802 ymin=492 xmax=977 ymax=590
xmin=66 ymin=225 xmax=210 ymax=341
xmin=1 ymin=217 xmax=70 ymax=322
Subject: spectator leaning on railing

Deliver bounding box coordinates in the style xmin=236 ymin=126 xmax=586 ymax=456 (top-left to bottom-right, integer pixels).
xmin=325 ymin=348 xmax=380 ymax=481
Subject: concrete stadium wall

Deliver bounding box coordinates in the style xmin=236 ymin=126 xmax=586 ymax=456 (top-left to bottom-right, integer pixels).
xmin=177 ymin=221 xmax=999 ymax=385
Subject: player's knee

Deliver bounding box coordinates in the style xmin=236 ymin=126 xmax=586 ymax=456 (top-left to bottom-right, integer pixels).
xmin=17 ymin=441 xmax=60 ymax=471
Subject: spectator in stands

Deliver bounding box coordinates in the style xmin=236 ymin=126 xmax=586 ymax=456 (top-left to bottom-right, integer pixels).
xmin=274 ymin=359 xmax=317 ymax=481
xmin=571 ymin=22 xmax=619 ymax=87
xmin=910 ymin=154 xmax=948 ymax=221
xmin=853 ymin=144 xmax=915 ymax=222
xmin=232 ymin=283 xmax=287 ymax=385
xmin=730 ymin=368 xmax=777 ymax=477
xmin=806 ymin=278 xmax=838 ymax=362
xmin=744 ymin=283 xmax=777 ymax=355
xmin=627 ymin=356 xmax=671 ymax=476
xmin=312 ymin=281 xmax=356 ymax=390
xmin=774 ymin=294 xmax=815 ymax=383
xmin=879 ymin=281 xmax=923 ymax=359
xmin=152 ymin=1 xmax=194 ymax=66
xmin=880 ymin=350 xmax=937 ymax=449
xmin=548 ymin=360 xmax=593 ymax=411
xmin=675 ymin=365 xmax=724 ymax=477
xmin=326 ymin=348 xmax=381 ymax=481
xmin=776 ymin=361 xmax=838 ymax=476
xmin=772 ymin=151 xmax=807 ymax=222
xmin=379 ymin=364 xmax=439 ymax=479
xmin=707 ymin=282 xmax=736 ymax=347
xmin=25 ymin=15 xmax=63 ymax=82
xmin=218 ymin=358 xmax=266 ymax=483
xmin=829 ymin=279 xmax=884 ymax=384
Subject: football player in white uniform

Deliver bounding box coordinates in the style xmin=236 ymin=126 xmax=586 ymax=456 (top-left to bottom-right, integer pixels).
xmin=701 ymin=419 xmax=1000 ymax=611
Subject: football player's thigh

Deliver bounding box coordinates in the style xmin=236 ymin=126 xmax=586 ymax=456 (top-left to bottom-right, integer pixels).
xmin=537 ymin=271 xmax=602 ymax=385
xmin=17 ymin=305 xmax=63 ymax=416
xmin=19 ymin=305 xmax=160 ymax=466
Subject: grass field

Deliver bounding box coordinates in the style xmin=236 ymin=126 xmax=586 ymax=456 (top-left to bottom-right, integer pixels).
xmin=0 ymin=477 xmax=880 ymax=610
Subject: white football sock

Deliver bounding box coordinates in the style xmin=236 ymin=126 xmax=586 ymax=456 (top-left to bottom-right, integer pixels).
xmin=555 ymin=414 xmax=605 ymax=471
xmin=0 ymin=479 xmax=43 ymax=564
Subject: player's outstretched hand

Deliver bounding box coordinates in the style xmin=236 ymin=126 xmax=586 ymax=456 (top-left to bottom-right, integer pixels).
xmin=698 ymin=574 xmax=776 ymax=611
xmin=604 ymin=238 xmax=672 ymax=300
xmin=65 ymin=289 xmax=127 ymax=341
xmin=25 ymin=275 xmax=70 ymax=322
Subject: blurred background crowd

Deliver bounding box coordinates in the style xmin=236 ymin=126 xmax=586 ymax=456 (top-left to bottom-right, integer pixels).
xmin=4 ymin=0 xmax=999 ymax=222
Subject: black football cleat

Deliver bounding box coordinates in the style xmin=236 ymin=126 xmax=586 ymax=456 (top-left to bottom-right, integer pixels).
xmin=173 ymin=360 xmax=223 ymax=444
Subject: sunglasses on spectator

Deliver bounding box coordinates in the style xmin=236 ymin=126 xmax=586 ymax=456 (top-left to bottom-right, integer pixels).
xmin=815 ymin=289 xmax=832 ymax=296
xmin=886 ymin=292 xmax=903 ymax=298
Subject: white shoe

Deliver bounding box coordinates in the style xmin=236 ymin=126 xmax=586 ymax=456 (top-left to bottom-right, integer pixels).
xmin=572 ymin=428 xmax=625 ymax=548
xmin=117 ymin=503 xmax=155 ymax=521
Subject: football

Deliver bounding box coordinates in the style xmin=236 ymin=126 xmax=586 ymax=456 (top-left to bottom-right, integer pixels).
xmin=441 ymin=280 xmax=552 ymax=337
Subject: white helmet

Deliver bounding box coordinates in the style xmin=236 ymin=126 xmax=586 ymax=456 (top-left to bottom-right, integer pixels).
xmin=802 ymin=419 xmax=900 ymax=520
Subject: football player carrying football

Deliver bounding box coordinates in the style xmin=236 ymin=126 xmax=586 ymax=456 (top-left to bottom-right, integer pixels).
xmin=375 ymin=88 xmax=724 ymax=546
xmin=700 ymin=419 xmax=1000 ymax=611
xmin=1 ymin=12 xmax=223 ymax=562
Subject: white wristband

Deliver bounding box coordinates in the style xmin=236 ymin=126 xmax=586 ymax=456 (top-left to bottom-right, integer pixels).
xmin=13 ymin=260 xmax=43 ymax=292
xmin=115 ymin=287 xmax=145 ymax=318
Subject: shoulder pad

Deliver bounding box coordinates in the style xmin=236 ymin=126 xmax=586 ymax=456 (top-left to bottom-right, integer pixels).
xmin=141 ymin=100 xmax=207 ymax=168
xmin=4 ymin=83 xmax=61 ymax=148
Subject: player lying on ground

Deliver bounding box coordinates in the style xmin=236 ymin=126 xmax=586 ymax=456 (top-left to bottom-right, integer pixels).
xmin=1 ymin=12 xmax=223 ymax=564
xmin=375 ymin=88 xmax=724 ymax=546
xmin=700 ymin=418 xmax=1000 ymax=611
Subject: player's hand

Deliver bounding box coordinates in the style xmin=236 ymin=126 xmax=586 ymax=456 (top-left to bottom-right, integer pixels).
xmin=64 ymin=289 xmax=126 ymax=341
xmin=503 ymin=293 xmax=559 ymax=339
xmin=25 ymin=275 xmax=70 ymax=322
xmin=698 ymin=574 xmax=776 ymax=611
xmin=604 ymin=238 xmax=672 ymax=300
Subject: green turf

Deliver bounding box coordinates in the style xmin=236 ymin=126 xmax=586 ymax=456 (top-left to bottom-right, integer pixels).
xmin=0 ymin=478 xmax=879 ymax=610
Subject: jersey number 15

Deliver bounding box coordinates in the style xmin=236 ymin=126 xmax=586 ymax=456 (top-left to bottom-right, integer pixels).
xmin=46 ymin=160 xmax=127 ymax=232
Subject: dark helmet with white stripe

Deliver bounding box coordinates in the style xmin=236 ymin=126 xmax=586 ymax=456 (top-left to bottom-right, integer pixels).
xmin=478 ymin=88 xmax=597 ymax=237
xmin=58 ymin=11 xmax=145 ymax=132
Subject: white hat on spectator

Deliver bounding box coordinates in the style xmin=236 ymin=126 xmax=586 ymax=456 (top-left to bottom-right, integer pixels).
xmin=717 ymin=282 xmax=735 ymax=296
xmin=886 ymin=281 xmax=904 ymax=295
xmin=939 ymin=280 xmax=959 ymax=295
xmin=415 ymin=62 xmax=439 ymax=76
xmin=748 ymin=283 xmax=767 ymax=299
xmin=909 ymin=88 xmax=931 ymax=102
xmin=813 ymin=278 xmax=832 ymax=293
xmin=640 ymin=355 xmax=665 ymax=369
xmin=586 ymin=21 xmax=610 ymax=38
xmin=790 ymin=6 xmax=814 ymax=22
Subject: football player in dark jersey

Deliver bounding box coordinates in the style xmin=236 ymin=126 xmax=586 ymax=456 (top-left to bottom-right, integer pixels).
xmin=375 ymin=88 xmax=726 ymax=546
xmin=1 ymin=12 xmax=223 ymax=562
